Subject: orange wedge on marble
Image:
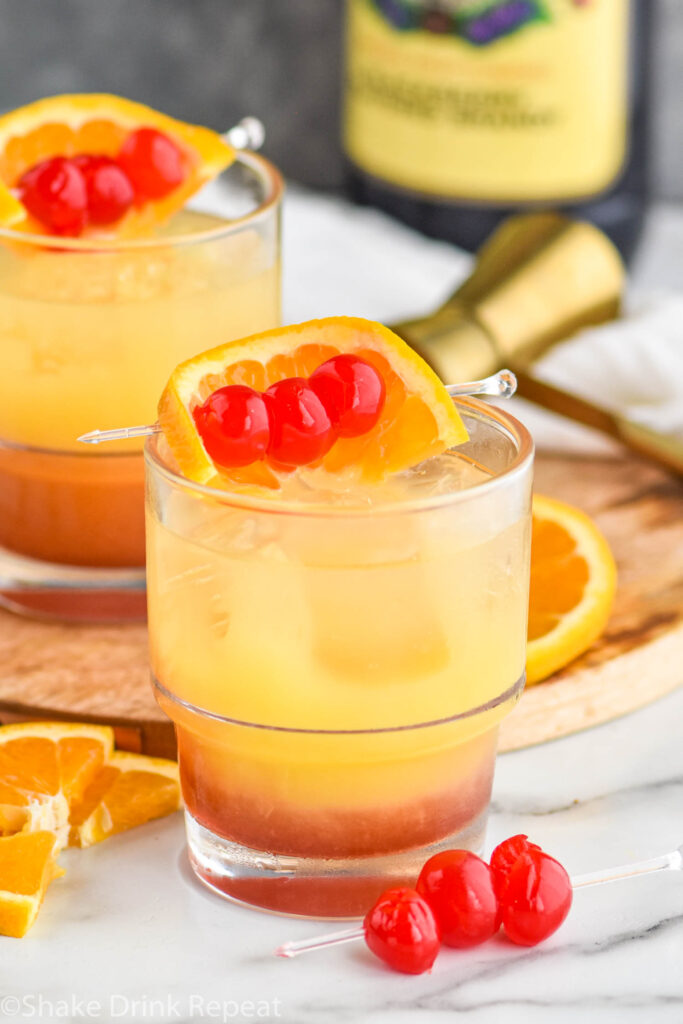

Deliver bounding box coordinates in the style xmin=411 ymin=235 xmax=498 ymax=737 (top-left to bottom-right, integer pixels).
xmin=0 ymin=721 xmax=113 ymax=843
xmin=158 ymin=316 xmax=468 ymax=489
xmin=0 ymin=721 xmax=180 ymax=936
xmin=69 ymin=751 xmax=181 ymax=849
xmin=527 ymin=495 xmax=617 ymax=684
xmin=0 ymin=93 xmax=234 ymax=236
xmin=0 ymin=831 xmax=63 ymax=937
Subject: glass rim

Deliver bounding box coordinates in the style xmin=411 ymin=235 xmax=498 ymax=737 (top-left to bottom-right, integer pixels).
xmin=153 ymin=671 xmax=525 ymax=735
xmin=144 ymin=397 xmax=535 ymax=519
xmin=0 ymin=150 xmax=284 ymax=252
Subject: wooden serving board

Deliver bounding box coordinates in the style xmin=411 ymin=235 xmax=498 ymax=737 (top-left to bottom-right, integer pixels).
xmin=0 ymin=453 xmax=681 ymax=759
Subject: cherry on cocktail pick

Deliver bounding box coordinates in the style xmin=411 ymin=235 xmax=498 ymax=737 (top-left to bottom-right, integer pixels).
xmin=274 ymin=843 xmax=683 ymax=963
xmin=499 ymin=847 xmax=573 ymax=947
xmin=363 ymin=888 xmax=441 ymax=974
xmin=310 ymin=354 xmax=386 ymax=438
xmin=416 ymin=850 xmax=500 ymax=948
xmin=76 ymin=369 xmax=518 ymax=446
xmin=192 ymin=385 xmax=271 ymax=468
xmin=15 ymin=115 xmax=264 ymax=239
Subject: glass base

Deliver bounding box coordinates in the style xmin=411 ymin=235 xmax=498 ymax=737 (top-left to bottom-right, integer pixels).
xmin=185 ymin=808 xmax=488 ymax=919
xmin=0 ymin=544 xmax=146 ymax=623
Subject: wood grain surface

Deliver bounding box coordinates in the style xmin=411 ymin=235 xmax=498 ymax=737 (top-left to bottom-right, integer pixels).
xmin=0 ymin=453 xmax=681 ymax=758
xmin=500 ymin=454 xmax=683 ymax=750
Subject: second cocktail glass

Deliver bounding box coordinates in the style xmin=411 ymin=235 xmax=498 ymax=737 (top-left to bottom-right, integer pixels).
xmin=146 ymin=398 xmax=533 ymax=918
xmin=0 ymin=151 xmax=282 ymax=620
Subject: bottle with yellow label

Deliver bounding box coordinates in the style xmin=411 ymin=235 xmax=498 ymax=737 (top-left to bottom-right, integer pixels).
xmin=343 ymin=0 xmax=651 ymax=260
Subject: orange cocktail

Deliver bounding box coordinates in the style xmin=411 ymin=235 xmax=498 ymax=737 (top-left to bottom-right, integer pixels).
xmin=0 ymin=155 xmax=281 ymax=618
xmin=147 ymin=393 xmax=533 ymax=918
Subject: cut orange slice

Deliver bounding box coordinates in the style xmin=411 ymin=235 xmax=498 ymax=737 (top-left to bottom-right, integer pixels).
xmin=0 ymin=721 xmax=181 ymax=935
xmin=0 ymin=93 xmax=234 ymax=236
xmin=0 ymin=721 xmax=180 ymax=850
xmin=0 ymin=831 xmax=63 ymax=937
xmin=0 ymin=722 xmax=114 ymax=844
xmin=158 ymin=316 xmax=468 ymax=488
xmin=69 ymin=751 xmax=181 ymax=849
xmin=527 ymin=494 xmax=617 ymax=685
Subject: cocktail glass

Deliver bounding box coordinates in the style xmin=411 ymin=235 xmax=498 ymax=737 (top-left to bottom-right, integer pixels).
xmin=146 ymin=399 xmax=533 ymax=918
xmin=0 ymin=151 xmax=282 ymax=621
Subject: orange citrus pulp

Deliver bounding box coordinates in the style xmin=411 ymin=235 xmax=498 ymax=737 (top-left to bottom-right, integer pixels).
xmin=0 ymin=93 xmax=234 ymax=236
xmin=158 ymin=316 xmax=469 ymax=489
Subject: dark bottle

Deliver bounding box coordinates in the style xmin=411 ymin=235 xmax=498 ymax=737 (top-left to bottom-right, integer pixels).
xmin=343 ymin=0 xmax=651 ymax=262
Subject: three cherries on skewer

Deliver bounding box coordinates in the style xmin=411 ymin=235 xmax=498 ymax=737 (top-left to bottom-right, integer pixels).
xmin=16 ymin=128 xmax=189 ymax=236
xmin=16 ymin=115 xmax=264 ymax=239
xmin=348 ymin=836 xmax=571 ymax=976
xmin=192 ymin=354 xmax=386 ymax=469
xmin=279 ymin=838 xmax=683 ymax=973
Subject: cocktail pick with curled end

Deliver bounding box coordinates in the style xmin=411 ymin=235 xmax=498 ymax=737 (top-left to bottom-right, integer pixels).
xmin=76 ymin=369 xmax=517 ymax=445
xmin=274 ymin=844 xmax=683 ymax=959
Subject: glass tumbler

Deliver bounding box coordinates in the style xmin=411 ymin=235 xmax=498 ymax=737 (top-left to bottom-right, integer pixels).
xmin=0 ymin=151 xmax=282 ymax=621
xmin=146 ymin=399 xmax=533 ymax=917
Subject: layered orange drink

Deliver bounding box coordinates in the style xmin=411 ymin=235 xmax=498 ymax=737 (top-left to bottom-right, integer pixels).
xmin=146 ymin=319 xmax=533 ymax=917
xmin=0 ymin=95 xmax=281 ymax=617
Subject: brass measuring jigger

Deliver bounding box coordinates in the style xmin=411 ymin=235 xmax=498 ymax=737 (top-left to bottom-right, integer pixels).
xmin=393 ymin=213 xmax=683 ymax=476
xmin=394 ymin=211 xmax=623 ymax=382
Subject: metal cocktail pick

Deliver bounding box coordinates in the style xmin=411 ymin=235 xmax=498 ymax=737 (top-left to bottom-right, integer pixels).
xmin=76 ymin=370 xmax=517 ymax=445
xmin=274 ymin=844 xmax=683 ymax=958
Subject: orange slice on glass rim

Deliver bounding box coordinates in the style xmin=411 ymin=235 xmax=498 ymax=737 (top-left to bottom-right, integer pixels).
xmin=526 ymin=494 xmax=617 ymax=684
xmin=0 ymin=93 xmax=234 ymax=236
xmin=158 ymin=316 xmax=469 ymax=489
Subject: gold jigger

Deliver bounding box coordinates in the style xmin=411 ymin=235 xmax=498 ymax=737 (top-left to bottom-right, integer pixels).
xmin=393 ymin=212 xmax=624 ymax=383
xmin=393 ymin=214 xmax=683 ymax=475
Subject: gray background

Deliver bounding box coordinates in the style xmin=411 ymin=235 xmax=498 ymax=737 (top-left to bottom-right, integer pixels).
xmin=0 ymin=0 xmax=679 ymax=197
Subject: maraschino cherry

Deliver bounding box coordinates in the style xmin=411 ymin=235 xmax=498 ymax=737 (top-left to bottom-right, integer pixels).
xmin=118 ymin=127 xmax=185 ymax=199
xmin=72 ymin=154 xmax=135 ymax=225
xmin=310 ymin=354 xmax=385 ymax=437
xmin=490 ymin=834 xmax=542 ymax=899
xmin=265 ymin=378 xmax=336 ymax=466
xmin=416 ymin=850 xmax=500 ymax=948
xmin=498 ymin=847 xmax=573 ymax=947
xmin=17 ymin=156 xmax=88 ymax=236
xmin=363 ymin=887 xmax=441 ymax=975
xmin=192 ymin=385 xmax=270 ymax=468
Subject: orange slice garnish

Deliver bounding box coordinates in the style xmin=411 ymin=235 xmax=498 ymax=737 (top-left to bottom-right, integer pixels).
xmin=158 ymin=316 xmax=469 ymax=489
xmin=527 ymin=494 xmax=617 ymax=684
xmin=0 ymin=93 xmax=234 ymax=236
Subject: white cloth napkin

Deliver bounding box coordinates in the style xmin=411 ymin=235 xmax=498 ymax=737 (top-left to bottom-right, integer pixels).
xmin=531 ymin=294 xmax=683 ymax=440
xmin=283 ymin=185 xmax=470 ymax=325
xmin=283 ymin=186 xmax=683 ymax=454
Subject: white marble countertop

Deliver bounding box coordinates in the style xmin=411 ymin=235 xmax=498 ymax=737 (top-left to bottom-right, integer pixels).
xmin=2 ymin=194 xmax=683 ymax=1023
xmin=5 ymin=685 xmax=683 ymax=1024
